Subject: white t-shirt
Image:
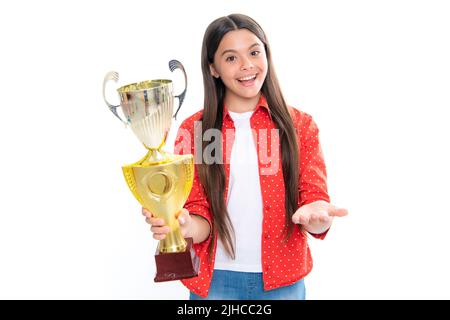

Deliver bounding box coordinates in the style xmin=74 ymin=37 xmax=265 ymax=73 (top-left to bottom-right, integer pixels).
xmin=214 ymin=110 xmax=264 ymax=272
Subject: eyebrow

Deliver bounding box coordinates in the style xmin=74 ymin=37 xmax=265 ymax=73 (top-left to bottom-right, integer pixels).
xmin=221 ymin=43 xmax=262 ymax=56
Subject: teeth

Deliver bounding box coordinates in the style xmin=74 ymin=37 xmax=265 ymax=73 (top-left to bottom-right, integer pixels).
xmin=238 ymin=75 xmax=256 ymax=81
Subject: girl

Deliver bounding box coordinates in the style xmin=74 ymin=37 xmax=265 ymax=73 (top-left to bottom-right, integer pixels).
xmin=142 ymin=13 xmax=347 ymax=300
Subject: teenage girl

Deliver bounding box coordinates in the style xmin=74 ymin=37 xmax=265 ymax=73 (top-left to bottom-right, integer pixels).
xmin=142 ymin=13 xmax=347 ymax=300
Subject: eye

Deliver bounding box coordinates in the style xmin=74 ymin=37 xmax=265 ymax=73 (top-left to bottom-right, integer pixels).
xmin=251 ymin=50 xmax=260 ymax=56
xmin=226 ymin=56 xmax=236 ymax=62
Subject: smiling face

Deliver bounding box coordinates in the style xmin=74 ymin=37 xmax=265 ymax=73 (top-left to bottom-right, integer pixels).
xmin=210 ymin=29 xmax=268 ymax=109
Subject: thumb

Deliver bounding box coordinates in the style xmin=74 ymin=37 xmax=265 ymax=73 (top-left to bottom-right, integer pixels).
xmin=177 ymin=209 xmax=189 ymax=225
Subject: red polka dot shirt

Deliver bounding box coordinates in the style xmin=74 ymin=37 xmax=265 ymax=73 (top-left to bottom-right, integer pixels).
xmin=174 ymin=95 xmax=330 ymax=298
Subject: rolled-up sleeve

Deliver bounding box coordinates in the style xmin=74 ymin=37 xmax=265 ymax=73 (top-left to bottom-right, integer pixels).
xmin=295 ymin=111 xmax=331 ymax=239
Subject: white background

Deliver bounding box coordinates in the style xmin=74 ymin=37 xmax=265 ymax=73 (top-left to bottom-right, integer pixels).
xmin=1 ymin=0 xmax=449 ymax=299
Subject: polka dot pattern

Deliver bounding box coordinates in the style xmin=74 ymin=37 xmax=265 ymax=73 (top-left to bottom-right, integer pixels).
xmin=174 ymin=95 xmax=330 ymax=298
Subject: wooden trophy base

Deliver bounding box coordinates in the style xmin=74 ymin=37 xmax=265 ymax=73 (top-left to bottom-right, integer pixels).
xmin=154 ymin=237 xmax=200 ymax=282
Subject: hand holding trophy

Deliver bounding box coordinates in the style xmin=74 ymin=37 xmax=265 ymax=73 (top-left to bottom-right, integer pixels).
xmin=103 ymin=60 xmax=199 ymax=282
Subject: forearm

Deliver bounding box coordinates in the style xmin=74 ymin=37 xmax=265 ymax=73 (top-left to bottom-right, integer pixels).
xmin=188 ymin=214 xmax=211 ymax=244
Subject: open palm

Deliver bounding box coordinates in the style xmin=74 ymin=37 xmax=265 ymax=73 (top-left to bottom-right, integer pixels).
xmin=292 ymin=200 xmax=348 ymax=231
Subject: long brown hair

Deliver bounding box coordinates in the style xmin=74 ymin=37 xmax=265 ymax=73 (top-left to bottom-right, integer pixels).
xmin=200 ymin=14 xmax=299 ymax=258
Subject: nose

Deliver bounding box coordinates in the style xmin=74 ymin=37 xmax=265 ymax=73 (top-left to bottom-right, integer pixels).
xmin=240 ymin=56 xmax=254 ymax=71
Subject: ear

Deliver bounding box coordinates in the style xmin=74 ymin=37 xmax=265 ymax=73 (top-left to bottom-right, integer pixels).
xmin=209 ymin=64 xmax=220 ymax=78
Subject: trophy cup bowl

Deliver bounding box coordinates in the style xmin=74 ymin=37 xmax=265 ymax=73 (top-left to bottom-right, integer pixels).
xmin=103 ymin=60 xmax=199 ymax=282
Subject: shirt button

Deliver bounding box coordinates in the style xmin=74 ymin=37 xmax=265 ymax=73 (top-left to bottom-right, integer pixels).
xmin=264 ymin=233 xmax=270 ymax=240
xmin=264 ymin=205 xmax=271 ymax=211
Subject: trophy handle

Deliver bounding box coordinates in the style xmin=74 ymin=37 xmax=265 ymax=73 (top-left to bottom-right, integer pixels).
xmin=168 ymin=60 xmax=187 ymax=120
xmin=103 ymin=71 xmax=128 ymax=125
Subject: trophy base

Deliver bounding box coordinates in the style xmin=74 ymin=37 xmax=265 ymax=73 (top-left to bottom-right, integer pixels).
xmin=154 ymin=237 xmax=200 ymax=282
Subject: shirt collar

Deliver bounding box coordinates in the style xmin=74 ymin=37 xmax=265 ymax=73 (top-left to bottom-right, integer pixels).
xmin=222 ymin=94 xmax=272 ymax=121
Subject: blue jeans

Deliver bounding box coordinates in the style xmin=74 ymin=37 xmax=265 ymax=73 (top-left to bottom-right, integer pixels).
xmin=189 ymin=269 xmax=306 ymax=300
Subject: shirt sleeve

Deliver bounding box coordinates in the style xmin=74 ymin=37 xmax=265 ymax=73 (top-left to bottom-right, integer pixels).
xmin=296 ymin=112 xmax=331 ymax=239
xmin=174 ymin=120 xmax=213 ymax=248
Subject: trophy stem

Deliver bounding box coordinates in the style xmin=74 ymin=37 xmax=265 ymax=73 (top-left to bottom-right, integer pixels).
xmin=135 ymin=149 xmax=175 ymax=166
xmin=159 ymin=227 xmax=187 ymax=253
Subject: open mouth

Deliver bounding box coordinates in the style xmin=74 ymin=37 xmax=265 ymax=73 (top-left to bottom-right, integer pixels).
xmin=237 ymin=74 xmax=257 ymax=86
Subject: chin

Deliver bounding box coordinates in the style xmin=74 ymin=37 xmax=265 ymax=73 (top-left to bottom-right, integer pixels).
xmin=243 ymin=89 xmax=263 ymax=99
xmin=238 ymin=86 xmax=263 ymax=98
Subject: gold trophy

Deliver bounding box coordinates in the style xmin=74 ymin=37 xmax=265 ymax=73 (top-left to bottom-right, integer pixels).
xmin=103 ymin=60 xmax=199 ymax=282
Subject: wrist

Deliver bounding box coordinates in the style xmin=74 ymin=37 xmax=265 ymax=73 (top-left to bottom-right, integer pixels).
xmin=190 ymin=214 xmax=211 ymax=244
xmin=303 ymin=218 xmax=333 ymax=235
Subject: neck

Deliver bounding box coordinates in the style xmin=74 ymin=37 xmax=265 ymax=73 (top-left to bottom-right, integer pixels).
xmin=224 ymin=92 xmax=261 ymax=113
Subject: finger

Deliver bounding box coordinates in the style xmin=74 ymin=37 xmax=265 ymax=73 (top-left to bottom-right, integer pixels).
xmin=146 ymin=217 xmax=165 ymax=226
xmin=178 ymin=211 xmax=190 ymax=224
xmin=177 ymin=209 xmax=190 ymax=224
xmin=319 ymin=214 xmax=331 ymax=223
xmin=176 ymin=208 xmax=189 ymax=219
xmin=328 ymin=207 xmax=349 ymax=217
xmin=151 ymin=225 xmax=170 ymax=234
xmin=153 ymin=233 xmax=166 ymax=240
xmin=142 ymin=208 xmax=153 ymax=217
xmin=292 ymin=212 xmax=309 ymax=225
